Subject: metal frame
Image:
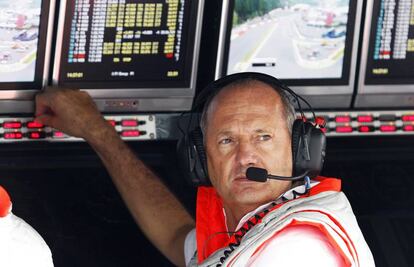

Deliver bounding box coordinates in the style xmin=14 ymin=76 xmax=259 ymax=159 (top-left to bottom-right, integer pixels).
xmin=215 ymin=0 xmax=230 ymax=79
xmin=53 ymin=0 xmax=205 ymax=112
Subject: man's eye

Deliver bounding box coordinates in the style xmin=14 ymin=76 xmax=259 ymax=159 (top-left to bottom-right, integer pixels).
xmin=219 ymin=138 xmax=232 ymax=145
xmin=258 ymin=135 xmax=272 ymax=141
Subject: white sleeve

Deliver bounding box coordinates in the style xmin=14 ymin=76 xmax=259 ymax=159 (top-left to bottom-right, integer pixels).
xmin=1 ymin=213 xmax=54 ymax=267
xmin=184 ymin=228 xmax=197 ymax=266
xmin=247 ymin=224 xmax=345 ymax=267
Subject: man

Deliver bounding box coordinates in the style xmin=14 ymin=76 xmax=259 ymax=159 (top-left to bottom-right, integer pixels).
xmin=35 ymin=73 xmax=374 ymax=266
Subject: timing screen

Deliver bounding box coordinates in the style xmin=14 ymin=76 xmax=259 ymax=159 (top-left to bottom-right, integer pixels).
xmin=227 ymin=0 xmax=351 ymax=80
xmin=365 ymin=0 xmax=414 ymax=84
xmin=0 ymin=0 xmax=41 ymax=82
xmin=59 ymin=0 xmax=192 ymax=86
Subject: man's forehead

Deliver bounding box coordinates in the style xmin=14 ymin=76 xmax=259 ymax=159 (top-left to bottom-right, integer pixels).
xmin=208 ymin=81 xmax=282 ymax=113
xmin=216 ymin=80 xmax=279 ymax=99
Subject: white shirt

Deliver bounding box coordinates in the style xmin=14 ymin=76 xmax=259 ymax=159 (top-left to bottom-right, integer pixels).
xmin=184 ymin=181 xmax=347 ymax=266
xmin=247 ymin=224 xmax=344 ymax=266
xmin=0 ymin=209 xmax=54 ymax=267
xmin=184 ymin=224 xmax=344 ymax=266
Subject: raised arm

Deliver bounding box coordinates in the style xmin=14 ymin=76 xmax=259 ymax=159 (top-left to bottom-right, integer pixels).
xmin=35 ymin=88 xmax=194 ymax=267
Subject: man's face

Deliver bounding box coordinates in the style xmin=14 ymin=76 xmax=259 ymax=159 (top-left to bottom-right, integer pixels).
xmin=205 ymin=81 xmax=293 ymax=209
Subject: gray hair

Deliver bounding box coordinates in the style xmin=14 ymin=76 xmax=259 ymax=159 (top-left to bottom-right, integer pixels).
xmin=199 ymin=78 xmax=296 ymax=136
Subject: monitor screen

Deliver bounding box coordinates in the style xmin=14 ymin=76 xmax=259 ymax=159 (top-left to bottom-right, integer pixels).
xmin=365 ymin=0 xmax=414 ymax=85
xmin=222 ymin=0 xmax=358 ymax=86
xmin=54 ymin=0 xmax=201 ymax=90
xmin=0 ymin=0 xmax=50 ymax=90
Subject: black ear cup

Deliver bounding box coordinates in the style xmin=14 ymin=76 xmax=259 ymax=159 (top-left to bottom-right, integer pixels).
xmin=190 ymin=127 xmax=209 ymax=182
xmin=291 ymin=119 xmax=303 ymax=168
xmin=291 ymin=120 xmax=326 ymax=178
xmin=176 ymin=127 xmax=210 ymax=186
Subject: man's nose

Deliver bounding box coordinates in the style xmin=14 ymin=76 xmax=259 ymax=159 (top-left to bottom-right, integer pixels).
xmin=236 ymin=141 xmax=259 ymax=167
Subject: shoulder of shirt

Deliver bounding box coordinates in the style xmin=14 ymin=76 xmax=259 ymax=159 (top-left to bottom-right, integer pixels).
xmin=247 ymin=224 xmax=345 ymax=266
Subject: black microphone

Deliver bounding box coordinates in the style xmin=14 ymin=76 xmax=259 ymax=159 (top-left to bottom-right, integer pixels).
xmin=246 ymin=167 xmax=309 ymax=182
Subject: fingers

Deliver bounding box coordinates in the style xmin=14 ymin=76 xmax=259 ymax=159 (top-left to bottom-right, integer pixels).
xmin=34 ymin=113 xmax=54 ymax=126
xmin=35 ymin=94 xmax=51 ymax=117
xmin=34 ymin=88 xmax=106 ymax=139
xmin=34 ymin=90 xmax=58 ymax=127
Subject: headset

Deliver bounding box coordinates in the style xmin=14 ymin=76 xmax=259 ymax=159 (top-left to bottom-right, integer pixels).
xmin=176 ymin=72 xmax=326 ymax=187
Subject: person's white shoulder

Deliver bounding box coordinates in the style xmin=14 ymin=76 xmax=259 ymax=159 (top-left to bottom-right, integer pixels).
xmin=0 ymin=212 xmax=54 ymax=267
xmin=247 ymin=224 xmax=345 ymax=266
xmin=184 ymin=228 xmax=197 ymax=266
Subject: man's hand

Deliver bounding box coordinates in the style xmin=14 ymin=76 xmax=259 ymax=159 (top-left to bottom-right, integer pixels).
xmin=35 ymin=87 xmax=111 ymax=140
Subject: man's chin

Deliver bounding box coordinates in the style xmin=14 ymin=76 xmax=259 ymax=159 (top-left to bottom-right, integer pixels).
xmin=231 ymin=183 xmax=269 ymax=202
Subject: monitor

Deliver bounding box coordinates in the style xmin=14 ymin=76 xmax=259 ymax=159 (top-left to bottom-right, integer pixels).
xmin=0 ymin=0 xmax=54 ymax=113
xmin=53 ymin=0 xmax=204 ymax=112
xmin=216 ymin=0 xmax=363 ymax=108
xmin=356 ymin=0 xmax=414 ymax=107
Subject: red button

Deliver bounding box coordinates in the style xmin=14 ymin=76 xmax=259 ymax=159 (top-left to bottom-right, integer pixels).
xmin=28 ymin=132 xmax=46 ymax=139
xmin=53 ymin=132 xmax=66 ymax=138
xmin=27 ymin=121 xmax=44 ymax=128
xmin=121 ymin=130 xmax=140 ymax=137
xmin=402 ymin=115 xmax=414 ymax=122
xmin=4 ymin=132 xmax=23 ymax=139
xmin=121 ymin=120 xmax=138 ymax=127
xmin=403 ymin=125 xmax=414 ymax=132
xmin=380 ymin=125 xmax=396 ymax=132
xmin=3 ymin=122 xmax=22 ymax=129
xmin=336 ymin=126 xmax=353 ymax=133
xmin=357 ymin=115 xmax=373 ymax=123
xmin=335 ymin=116 xmax=351 ymax=123
xmin=358 ymin=125 xmax=374 ymax=133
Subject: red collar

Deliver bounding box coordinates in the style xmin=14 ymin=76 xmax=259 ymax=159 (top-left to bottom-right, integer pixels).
xmin=195 ymin=176 xmax=341 ymax=263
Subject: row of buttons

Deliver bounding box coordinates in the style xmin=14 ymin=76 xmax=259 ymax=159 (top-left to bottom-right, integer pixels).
xmin=333 ymin=125 xmax=414 ymax=133
xmin=1 ymin=130 xmax=149 ymax=140
xmin=332 ymin=114 xmax=414 ymax=123
xmin=2 ymin=112 xmax=414 ymax=140
xmin=3 ymin=132 xmax=45 ymax=139
xmin=0 ymin=119 xmax=147 ymax=130
xmin=306 ymin=111 xmax=414 ymax=136
xmin=1 ymin=121 xmax=44 ymax=129
xmin=0 ymin=115 xmax=156 ymax=141
xmin=52 ymin=130 xmax=148 ymax=139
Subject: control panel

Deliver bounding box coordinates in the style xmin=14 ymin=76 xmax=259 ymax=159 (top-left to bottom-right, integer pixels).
xmin=0 ymin=115 xmax=156 ymax=142
xmin=307 ymin=110 xmax=414 ymax=136
xmin=0 ymin=111 xmax=413 ymax=142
